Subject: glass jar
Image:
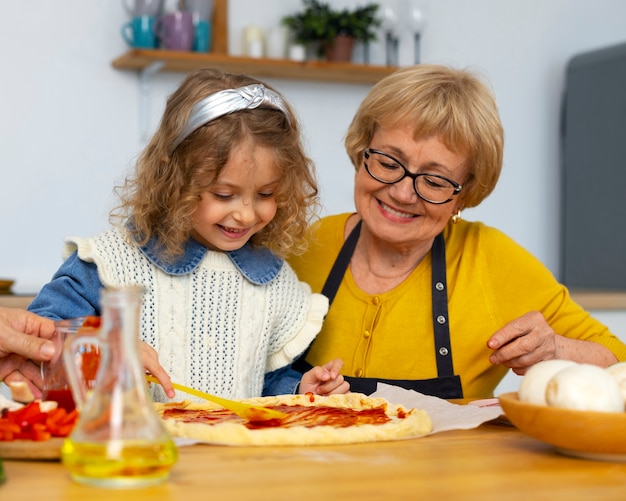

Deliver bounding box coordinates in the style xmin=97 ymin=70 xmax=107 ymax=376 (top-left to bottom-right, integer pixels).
xmin=61 ymin=286 xmax=178 ymax=488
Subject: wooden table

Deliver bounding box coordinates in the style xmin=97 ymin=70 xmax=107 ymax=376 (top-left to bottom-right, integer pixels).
xmin=2 ymin=423 xmax=626 ymax=500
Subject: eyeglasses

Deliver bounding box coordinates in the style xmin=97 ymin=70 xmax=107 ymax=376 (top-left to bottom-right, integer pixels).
xmin=363 ymin=148 xmax=463 ymax=204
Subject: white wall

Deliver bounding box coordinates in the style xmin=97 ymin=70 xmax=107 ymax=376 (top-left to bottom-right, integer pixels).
xmin=0 ymin=0 xmax=625 ymax=395
xmin=2 ymin=0 xmax=626 ymax=294
xmin=2 ymin=0 xmax=626 ymax=293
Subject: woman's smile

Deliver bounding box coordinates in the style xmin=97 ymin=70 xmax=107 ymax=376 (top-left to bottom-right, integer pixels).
xmin=377 ymin=199 xmax=418 ymax=220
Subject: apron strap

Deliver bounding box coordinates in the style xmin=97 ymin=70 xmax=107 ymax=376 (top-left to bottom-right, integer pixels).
xmin=321 ymin=220 xmax=361 ymax=303
xmin=290 ymin=221 xmax=361 ymax=374
xmin=431 ymin=232 xmax=455 ymax=377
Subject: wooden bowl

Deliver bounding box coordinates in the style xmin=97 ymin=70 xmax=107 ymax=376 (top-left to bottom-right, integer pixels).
xmin=498 ymin=392 xmax=626 ymax=461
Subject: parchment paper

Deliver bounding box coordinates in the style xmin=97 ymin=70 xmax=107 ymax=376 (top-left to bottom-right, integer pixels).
xmin=371 ymin=383 xmax=505 ymax=434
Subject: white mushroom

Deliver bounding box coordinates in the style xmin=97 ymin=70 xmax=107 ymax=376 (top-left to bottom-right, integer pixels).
xmin=606 ymin=361 xmax=626 ymax=401
xmin=518 ymin=359 xmax=576 ymax=406
xmin=545 ymin=363 xmax=624 ymax=412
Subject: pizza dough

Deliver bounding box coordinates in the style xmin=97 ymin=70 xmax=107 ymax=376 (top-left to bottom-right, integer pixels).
xmin=156 ymin=392 xmax=432 ymax=446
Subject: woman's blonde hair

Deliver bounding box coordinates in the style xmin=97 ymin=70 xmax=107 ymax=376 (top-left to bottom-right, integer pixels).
xmin=344 ymin=64 xmax=504 ymax=208
xmin=112 ymin=68 xmax=319 ymax=260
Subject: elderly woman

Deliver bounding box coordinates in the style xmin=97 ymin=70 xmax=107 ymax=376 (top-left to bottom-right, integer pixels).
xmin=287 ymin=64 xmax=626 ymax=399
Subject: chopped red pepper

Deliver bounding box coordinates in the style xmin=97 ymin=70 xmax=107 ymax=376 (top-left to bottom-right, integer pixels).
xmin=30 ymin=423 xmax=52 ymax=442
xmin=45 ymin=408 xmax=66 ymax=426
xmin=81 ymin=316 xmax=101 ymax=328
xmin=12 ymin=402 xmax=47 ymax=429
xmin=0 ymin=421 xmax=21 ymax=441
xmin=46 ymin=407 xmax=78 ymax=437
xmin=0 ymin=401 xmax=78 ymax=442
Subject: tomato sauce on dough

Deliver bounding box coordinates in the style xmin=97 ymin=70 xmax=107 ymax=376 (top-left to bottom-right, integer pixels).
xmin=162 ymin=404 xmax=397 ymax=429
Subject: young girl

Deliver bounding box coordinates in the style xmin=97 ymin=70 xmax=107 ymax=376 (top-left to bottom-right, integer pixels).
xmin=28 ymin=68 xmax=348 ymax=401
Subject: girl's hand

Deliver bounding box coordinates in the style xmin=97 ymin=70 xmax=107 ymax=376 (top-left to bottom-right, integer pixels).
xmin=299 ymin=358 xmax=350 ymax=396
xmin=140 ymin=341 xmax=175 ymax=398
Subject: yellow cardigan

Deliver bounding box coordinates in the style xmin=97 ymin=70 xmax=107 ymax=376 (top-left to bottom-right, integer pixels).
xmin=288 ymin=213 xmax=626 ymax=398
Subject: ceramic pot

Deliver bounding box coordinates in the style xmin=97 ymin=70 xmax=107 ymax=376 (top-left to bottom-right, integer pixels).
xmin=323 ymin=35 xmax=355 ymax=62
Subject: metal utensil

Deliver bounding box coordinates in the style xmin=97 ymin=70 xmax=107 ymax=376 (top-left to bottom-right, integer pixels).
xmin=145 ymin=375 xmax=288 ymax=422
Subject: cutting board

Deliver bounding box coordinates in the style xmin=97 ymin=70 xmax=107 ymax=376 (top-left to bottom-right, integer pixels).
xmin=0 ymin=438 xmax=63 ymax=460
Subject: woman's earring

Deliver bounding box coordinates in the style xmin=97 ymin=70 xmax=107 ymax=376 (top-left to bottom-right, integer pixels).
xmin=451 ymin=209 xmax=462 ymax=224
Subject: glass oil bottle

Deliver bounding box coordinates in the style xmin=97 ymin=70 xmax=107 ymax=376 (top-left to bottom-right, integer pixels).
xmin=61 ymin=286 xmax=178 ymax=488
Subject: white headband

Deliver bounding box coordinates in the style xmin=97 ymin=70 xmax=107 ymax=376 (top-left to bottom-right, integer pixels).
xmin=170 ymin=83 xmax=291 ymax=153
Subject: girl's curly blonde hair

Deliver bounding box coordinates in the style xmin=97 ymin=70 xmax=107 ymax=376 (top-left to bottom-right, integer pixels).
xmin=112 ymin=68 xmax=319 ymax=261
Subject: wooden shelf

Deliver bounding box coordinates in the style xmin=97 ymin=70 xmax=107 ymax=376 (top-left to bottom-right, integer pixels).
xmin=112 ymin=0 xmax=396 ymax=86
xmin=112 ymin=49 xmax=398 ymax=84
xmin=570 ymin=290 xmax=626 ymax=310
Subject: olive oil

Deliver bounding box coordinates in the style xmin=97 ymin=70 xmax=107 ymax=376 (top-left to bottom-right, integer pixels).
xmin=62 ymin=287 xmax=178 ymax=488
xmin=62 ymin=438 xmax=178 ymax=488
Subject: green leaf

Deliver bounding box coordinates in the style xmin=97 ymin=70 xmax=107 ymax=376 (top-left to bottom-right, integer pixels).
xmin=281 ymin=0 xmax=381 ymax=44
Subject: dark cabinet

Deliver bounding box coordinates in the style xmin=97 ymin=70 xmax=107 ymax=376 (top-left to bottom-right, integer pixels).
xmin=561 ymin=42 xmax=626 ymax=290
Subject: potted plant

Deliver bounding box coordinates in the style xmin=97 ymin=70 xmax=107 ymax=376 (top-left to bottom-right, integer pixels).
xmin=282 ymin=0 xmax=381 ymax=62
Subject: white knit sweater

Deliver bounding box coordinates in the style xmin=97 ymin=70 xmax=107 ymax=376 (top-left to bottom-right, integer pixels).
xmin=66 ymin=227 xmax=329 ymax=402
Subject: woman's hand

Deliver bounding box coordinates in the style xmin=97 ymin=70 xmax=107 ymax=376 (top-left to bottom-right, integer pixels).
xmin=487 ymin=311 xmax=617 ymax=374
xmin=0 ymin=308 xmax=56 ymax=397
xmin=0 ymin=307 xmax=56 ymax=360
xmin=140 ymin=341 xmax=175 ymax=398
xmin=1 ymin=356 xmax=46 ymax=398
xmin=299 ymin=358 xmax=350 ymax=396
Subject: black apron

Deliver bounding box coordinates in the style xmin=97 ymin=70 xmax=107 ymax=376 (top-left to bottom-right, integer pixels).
xmin=292 ymin=220 xmax=463 ymax=399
